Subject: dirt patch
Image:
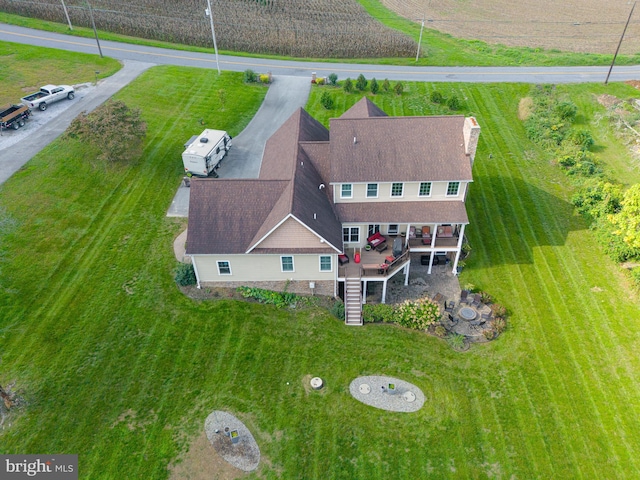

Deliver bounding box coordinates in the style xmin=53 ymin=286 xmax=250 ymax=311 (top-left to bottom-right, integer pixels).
xmin=626 ymin=80 xmax=640 ymax=90
xmin=597 ymin=94 xmax=622 ymax=108
xmin=381 ymin=0 xmax=640 ymax=54
xmin=518 ymin=97 xmax=533 ymax=121
xmin=168 ymin=431 xmax=247 ymax=480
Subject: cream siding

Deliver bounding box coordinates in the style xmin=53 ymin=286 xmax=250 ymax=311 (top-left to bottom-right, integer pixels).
xmin=258 ymin=217 xmax=325 ymax=249
xmin=333 ymin=181 xmax=468 ymax=203
xmin=193 ymin=254 xmax=336 ymax=283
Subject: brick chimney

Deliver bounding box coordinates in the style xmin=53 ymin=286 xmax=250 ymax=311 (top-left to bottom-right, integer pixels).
xmin=463 ymin=117 xmax=480 ymax=167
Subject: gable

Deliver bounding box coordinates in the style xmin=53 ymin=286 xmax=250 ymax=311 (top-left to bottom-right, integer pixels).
xmin=254 ymin=216 xmax=331 ymax=250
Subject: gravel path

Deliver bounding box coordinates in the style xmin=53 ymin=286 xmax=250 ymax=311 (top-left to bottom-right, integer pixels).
xmin=349 ymin=376 xmax=424 ymax=413
xmin=204 ymin=410 xmax=260 ymax=472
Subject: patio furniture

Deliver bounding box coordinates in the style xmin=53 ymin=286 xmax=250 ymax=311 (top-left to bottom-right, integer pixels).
xmin=421 ymin=226 xmax=432 ymax=244
xmin=432 ymin=292 xmax=443 ymax=304
xmin=436 ymin=225 xmax=453 ymax=238
xmin=375 ymin=242 xmax=388 ymax=253
xmin=409 ymin=226 xmax=416 ymax=238
xmin=481 ymin=311 xmax=492 ymax=321
xmin=392 ymin=237 xmax=403 ymax=257
xmin=338 ymin=254 xmax=349 ymax=265
xmin=367 ymin=232 xmax=387 ymax=249
xmin=445 ymin=301 xmax=455 ymax=312
xmin=460 ymin=290 xmax=469 ymax=303
xmin=420 ymin=254 xmax=430 ymax=265
xmin=385 ymin=255 xmax=395 ymax=264
xmin=472 ymin=293 xmax=482 ymax=307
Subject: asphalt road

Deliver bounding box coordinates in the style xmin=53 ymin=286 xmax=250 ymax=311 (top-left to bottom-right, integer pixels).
xmin=2 ymin=23 xmax=640 ymax=84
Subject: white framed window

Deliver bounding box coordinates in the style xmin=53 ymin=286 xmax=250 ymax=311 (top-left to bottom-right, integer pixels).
xmin=419 ymin=182 xmax=432 ymax=197
xmin=343 ymin=227 xmax=360 ymax=243
xmin=447 ymin=182 xmax=460 ymax=196
xmin=366 ymin=183 xmax=378 ymax=198
xmin=391 ymin=182 xmax=404 ymax=197
xmin=388 ymin=224 xmax=399 ymax=235
xmin=341 ymin=184 xmax=353 ymax=198
xmin=319 ymin=255 xmax=332 ymax=272
xmin=217 ymin=261 xmax=231 ymax=275
xmin=281 ymin=256 xmax=294 ymax=272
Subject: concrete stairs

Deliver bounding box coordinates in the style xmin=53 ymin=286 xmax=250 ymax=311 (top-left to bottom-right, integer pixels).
xmin=345 ymin=277 xmax=363 ymax=326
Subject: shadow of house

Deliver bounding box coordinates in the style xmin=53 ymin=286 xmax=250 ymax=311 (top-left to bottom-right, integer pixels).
xmin=465 ymin=175 xmax=584 ymax=267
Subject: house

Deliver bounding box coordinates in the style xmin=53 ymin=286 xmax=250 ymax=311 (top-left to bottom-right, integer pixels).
xmin=186 ymin=97 xmax=480 ymax=324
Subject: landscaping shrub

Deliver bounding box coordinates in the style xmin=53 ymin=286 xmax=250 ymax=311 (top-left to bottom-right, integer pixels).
xmin=446 ymin=333 xmax=466 ymax=349
xmin=430 ymin=91 xmax=444 ymax=103
xmin=236 ymin=286 xmax=299 ymax=307
xmin=356 ymin=74 xmax=368 ymax=92
xmin=434 ymin=325 xmax=446 ymax=337
xmin=555 ymin=101 xmax=578 ymax=121
xmin=382 ymin=79 xmax=391 ymax=93
xmin=480 ymin=291 xmax=492 ymax=304
xmin=330 ymin=300 xmax=345 ymax=320
xmin=362 ymin=303 xmax=395 ymax=323
xmin=259 ymin=73 xmax=271 ymax=84
xmin=314 ymin=77 xmax=325 ymax=85
xmin=174 ymin=263 xmax=196 ymax=286
xmin=328 ymin=73 xmax=338 ymax=86
xmin=393 ymin=298 xmax=441 ymax=330
xmin=568 ymin=129 xmax=595 ymax=150
xmin=370 ymin=78 xmax=379 ymax=95
xmin=446 ymin=94 xmax=461 ymax=110
xmin=343 ymin=78 xmax=354 ymax=93
xmin=243 ymin=69 xmax=257 ymax=83
xmin=493 ymin=317 xmax=507 ymax=334
xmin=572 ymin=180 xmax=623 ymax=221
xmin=394 ymin=81 xmax=404 ymax=95
xmin=483 ymin=328 xmax=497 ymax=340
xmin=320 ymin=91 xmax=334 ymax=110
xmin=491 ymin=303 xmax=507 ymax=318
xmin=630 ymin=266 xmax=640 ymax=288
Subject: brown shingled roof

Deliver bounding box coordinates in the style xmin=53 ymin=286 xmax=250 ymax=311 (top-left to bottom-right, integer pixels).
xmin=186 ymin=178 xmax=289 ymax=255
xmin=329 ymin=115 xmax=471 ymax=183
xmin=339 ymin=97 xmax=388 ymax=119
xmin=335 ymin=201 xmax=469 ymax=225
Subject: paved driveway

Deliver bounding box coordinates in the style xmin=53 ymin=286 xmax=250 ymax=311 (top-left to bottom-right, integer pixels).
xmin=167 ymin=75 xmax=311 ymax=217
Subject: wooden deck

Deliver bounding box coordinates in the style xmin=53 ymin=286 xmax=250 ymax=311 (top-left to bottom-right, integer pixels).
xmin=339 ymin=249 xmax=410 ymax=280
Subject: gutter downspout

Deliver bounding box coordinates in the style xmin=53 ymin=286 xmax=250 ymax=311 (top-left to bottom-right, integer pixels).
xmin=190 ymin=256 xmax=202 ymax=289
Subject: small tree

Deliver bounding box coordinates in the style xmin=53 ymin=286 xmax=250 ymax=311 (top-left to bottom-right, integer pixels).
xmin=175 ymin=263 xmax=196 ymax=286
xmin=382 ymin=78 xmax=391 ymax=93
xmin=328 ymin=73 xmax=338 ymax=86
xmin=343 ymin=77 xmax=353 ymax=93
xmin=356 ymin=74 xmax=368 ymax=92
xmin=370 ymin=78 xmax=379 ymax=95
xmin=320 ymin=91 xmax=334 ymax=110
xmin=447 ymin=95 xmax=461 ymax=110
xmin=65 ymin=100 xmax=146 ymax=164
xmin=393 ymin=81 xmax=404 ymax=95
xmin=609 ymin=183 xmax=640 ymax=248
xmin=430 ymin=91 xmax=443 ymax=103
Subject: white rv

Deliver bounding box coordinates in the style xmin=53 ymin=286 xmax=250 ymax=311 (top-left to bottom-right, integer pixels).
xmin=182 ymin=129 xmax=232 ymax=177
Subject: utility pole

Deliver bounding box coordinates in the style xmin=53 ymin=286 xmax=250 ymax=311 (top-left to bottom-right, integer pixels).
xmin=605 ymin=1 xmax=636 ymax=85
xmin=60 ymin=0 xmax=73 ymax=30
xmin=205 ymin=0 xmax=221 ymax=74
xmin=87 ymin=2 xmax=103 ymax=58
xmin=415 ymin=14 xmax=425 ymax=62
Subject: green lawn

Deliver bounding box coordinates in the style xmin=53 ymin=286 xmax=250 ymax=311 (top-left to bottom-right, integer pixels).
xmin=0 ymin=41 xmax=121 ymax=105
xmin=2 ymin=61 xmax=640 ymax=478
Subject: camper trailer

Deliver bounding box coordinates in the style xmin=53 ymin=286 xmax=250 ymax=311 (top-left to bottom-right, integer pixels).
xmin=182 ymin=129 xmax=232 ymax=177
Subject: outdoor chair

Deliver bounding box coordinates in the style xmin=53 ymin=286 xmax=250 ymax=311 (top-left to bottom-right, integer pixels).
xmin=445 ymin=301 xmax=455 ymax=312
xmin=338 ymin=254 xmax=349 ymax=265
xmin=472 ymin=293 xmax=482 ymax=307
xmin=460 ymin=290 xmax=470 ymax=304
xmin=481 ymin=311 xmax=492 ymax=321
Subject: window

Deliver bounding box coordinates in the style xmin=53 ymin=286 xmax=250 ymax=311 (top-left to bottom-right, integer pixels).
xmin=319 ymin=255 xmax=332 ymax=272
xmin=447 ymin=182 xmax=460 ymax=196
xmin=343 ymin=227 xmax=360 ymax=243
xmin=388 ymin=224 xmax=399 ymax=235
xmin=368 ymin=224 xmax=380 ymax=237
xmin=281 ymin=256 xmax=294 ymax=272
xmin=391 ymin=182 xmax=404 ymax=197
xmin=366 ymin=183 xmax=378 ymax=198
xmin=217 ymin=261 xmax=231 ymax=275
xmin=419 ymin=182 xmax=432 ymax=197
xmin=341 ymin=184 xmax=353 ymax=198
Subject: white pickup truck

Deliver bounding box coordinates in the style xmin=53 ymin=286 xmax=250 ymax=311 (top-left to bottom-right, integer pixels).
xmin=21 ymin=84 xmax=75 ymax=111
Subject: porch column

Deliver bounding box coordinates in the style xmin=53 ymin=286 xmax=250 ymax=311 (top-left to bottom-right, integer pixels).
xmin=404 ymin=262 xmax=410 ymax=286
xmin=362 ymin=280 xmax=367 ymax=304
xmin=452 ymin=224 xmax=466 ymax=274
xmin=427 ymin=255 xmax=434 ymax=275
xmin=382 ymin=279 xmax=388 ymax=304
xmin=404 ymin=223 xmax=411 ymax=248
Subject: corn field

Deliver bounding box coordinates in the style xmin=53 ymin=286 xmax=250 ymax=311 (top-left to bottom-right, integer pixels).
xmin=0 ymin=0 xmax=417 ymax=58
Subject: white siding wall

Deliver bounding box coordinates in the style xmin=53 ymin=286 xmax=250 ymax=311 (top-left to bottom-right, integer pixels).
xmin=193 ymin=254 xmax=336 ymax=283
xmin=334 ymin=181 xmax=467 ymax=203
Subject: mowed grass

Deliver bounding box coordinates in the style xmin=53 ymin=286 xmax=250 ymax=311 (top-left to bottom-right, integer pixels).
xmin=1 ymin=61 xmax=640 ymax=478
xmin=0 ymin=41 xmax=121 ymax=105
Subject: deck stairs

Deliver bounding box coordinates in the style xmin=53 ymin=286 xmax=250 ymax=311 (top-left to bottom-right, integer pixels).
xmin=345 ymin=277 xmax=363 ymax=326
